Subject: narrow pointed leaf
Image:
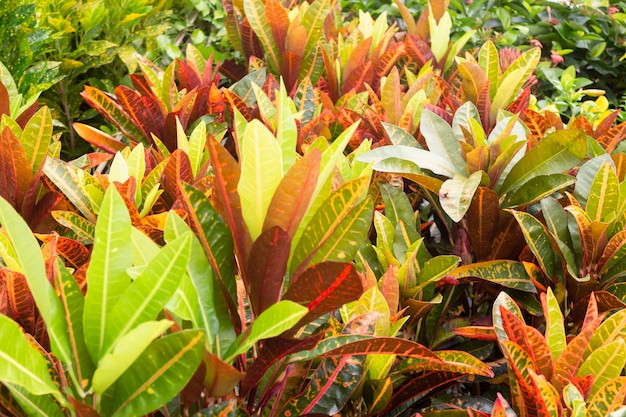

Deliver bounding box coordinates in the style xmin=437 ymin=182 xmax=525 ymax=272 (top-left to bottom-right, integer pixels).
xmin=0 ymin=197 xmax=73 ymax=382
xmin=420 ymin=109 xmax=466 ymax=175
xmin=20 ymin=107 xmax=52 ymax=174
xmin=578 ymin=339 xmax=626 ymax=396
xmin=92 ymin=320 xmax=172 ymax=394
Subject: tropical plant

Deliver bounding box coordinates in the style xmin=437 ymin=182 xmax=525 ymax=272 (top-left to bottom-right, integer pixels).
xmin=512 ymin=155 xmax=626 ymax=310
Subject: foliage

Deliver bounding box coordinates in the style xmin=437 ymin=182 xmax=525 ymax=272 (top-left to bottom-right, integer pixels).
xmin=2 ymin=0 xmax=626 ymax=416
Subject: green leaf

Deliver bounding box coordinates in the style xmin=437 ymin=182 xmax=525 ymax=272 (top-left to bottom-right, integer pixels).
xmin=20 ymin=106 xmax=52 ymax=174
xmin=106 ymin=330 xmax=205 ymax=417
xmin=83 ymin=186 xmax=133 ymax=362
xmin=420 ymin=109 xmax=466 ymax=175
xmin=0 ymin=198 xmax=73 ymax=393
xmin=92 ymin=320 xmax=173 ymax=394
xmin=587 ymin=377 xmax=626 ymax=417
xmin=578 ymin=339 xmax=626 ymax=396
xmin=224 ymin=300 xmax=308 ymax=362
xmin=237 ymin=119 xmax=283 ymax=240
xmin=501 ymin=174 xmax=575 ymax=209
xmin=511 ymin=210 xmax=563 ymax=282
xmin=574 ymin=155 xmax=613 ymax=208
xmin=498 ymin=129 xmax=586 ymax=195
xmin=4 ymin=383 xmax=64 ymax=417
xmin=44 ymin=157 xmax=97 ymax=222
xmin=0 ymin=315 xmax=61 ymax=398
xmin=451 ymin=260 xmax=535 ymax=292
xmin=478 ymin=41 xmax=500 ymax=99
xmin=542 ymin=287 xmax=566 ymax=361
xmin=276 ymin=80 xmax=297 ymax=173
xmin=243 ymin=0 xmax=281 ymax=73
xmin=103 ymin=233 xmax=191 ymax=355
xmin=586 ymin=162 xmax=620 ymax=222
xmin=291 ymin=177 xmax=371 ymax=273
xmin=165 ymin=212 xmax=236 ymax=356
xmin=563 ymin=384 xmax=587 ymax=417
xmin=439 ymin=172 xmax=482 ymax=222
xmin=356 ymin=145 xmax=457 ymax=178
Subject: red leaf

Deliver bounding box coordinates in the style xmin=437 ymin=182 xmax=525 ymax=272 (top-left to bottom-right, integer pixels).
xmin=381 ymin=371 xmax=464 ymax=415
xmin=240 ymin=335 xmax=323 ymax=395
xmin=284 ymin=262 xmax=364 ymax=325
xmin=247 ymin=226 xmax=291 ymax=316
xmin=114 ymin=85 xmax=166 ymax=142
xmin=177 ymin=59 xmax=202 ymax=91
xmin=263 ymin=149 xmax=321 ymax=237
xmin=80 ymin=86 xmax=143 ymax=143
xmin=207 ymin=136 xmax=252 ymax=264
xmin=341 ymin=62 xmax=374 ymax=96
xmin=404 ymin=34 xmax=436 ymax=67
xmin=73 ymin=123 xmax=127 ymax=154
xmin=0 ymin=126 xmax=33 ymax=209
xmin=599 ymin=121 xmax=626 ymax=154
xmin=467 ymin=187 xmax=500 ymax=261
xmin=162 ymin=149 xmax=193 ymax=206
xmin=0 ymin=83 xmax=9 ymax=117
xmin=266 ymin=0 xmax=289 ymax=54
xmin=280 ymin=51 xmax=302 ymax=93
xmin=2 ymin=269 xmax=36 ymax=334
xmin=595 ymin=109 xmax=620 ymax=138
xmin=204 ymin=350 xmax=244 ymax=398
xmin=15 ymin=100 xmax=39 ymax=129
xmin=476 ymin=81 xmax=492 ymax=130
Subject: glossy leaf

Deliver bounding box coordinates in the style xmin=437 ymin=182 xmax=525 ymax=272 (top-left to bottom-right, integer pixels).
xmin=356 ymin=145 xmax=457 ymax=178
xmin=103 ymin=233 xmax=191 ymax=354
xmin=498 ymin=129 xmax=586 ymax=195
xmin=0 ymin=197 xmax=74 ymax=383
xmin=247 ymin=226 xmax=290 ymax=315
xmin=450 ymin=260 xmax=535 ymax=292
xmin=420 ymin=108 xmax=466 ymax=174
xmin=164 ymin=212 xmax=236 ymax=355
xmin=83 ymin=186 xmax=133 ymax=362
xmin=0 ymin=315 xmax=61 ymax=398
xmin=92 ymin=320 xmax=172 ymax=394
xmin=467 ymin=187 xmax=499 ymax=260
xmin=224 ymin=300 xmax=307 ymax=362
xmin=284 ymin=262 xmax=363 ymax=326
xmin=578 ymin=339 xmax=626 ymax=396
xmin=238 ymin=119 xmax=283 ymax=240
xmin=291 ymin=177 xmax=370 ymax=273
xmin=587 ymin=377 xmax=626 ymax=417
xmin=263 ymin=148 xmax=321 ymax=238
xmin=44 ymin=157 xmax=97 ymax=222
xmin=105 ymin=330 xmax=204 ymax=417
xmin=20 ymin=106 xmax=52 ymax=174
xmin=439 ymin=172 xmax=482 ymax=222
xmin=501 ymin=174 xmax=575 ymax=209
xmin=511 ymin=210 xmax=562 ymax=282
xmin=586 ymin=162 xmax=620 ymax=222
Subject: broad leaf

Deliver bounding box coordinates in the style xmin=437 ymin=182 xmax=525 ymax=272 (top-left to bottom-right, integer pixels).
xmin=450 ymin=260 xmax=536 ymax=292
xmin=103 ymin=233 xmax=191 ymax=354
xmin=106 ymin=330 xmax=205 ymax=417
xmin=284 ymin=262 xmax=364 ymax=325
xmin=238 ymin=119 xmax=283 ymax=240
xmin=439 ymin=172 xmax=483 ymax=222
xmin=83 ymin=186 xmax=133 ymax=362
xmin=498 ymin=129 xmax=586 ymax=195
xmin=224 ymin=300 xmax=307 ymax=362
xmin=0 ymin=315 xmax=61 ymax=398
xmin=420 ymin=108 xmax=466 ymax=174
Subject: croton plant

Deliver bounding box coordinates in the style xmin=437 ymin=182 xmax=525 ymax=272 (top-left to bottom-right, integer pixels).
xmin=1 ymin=0 xmax=626 ymax=416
